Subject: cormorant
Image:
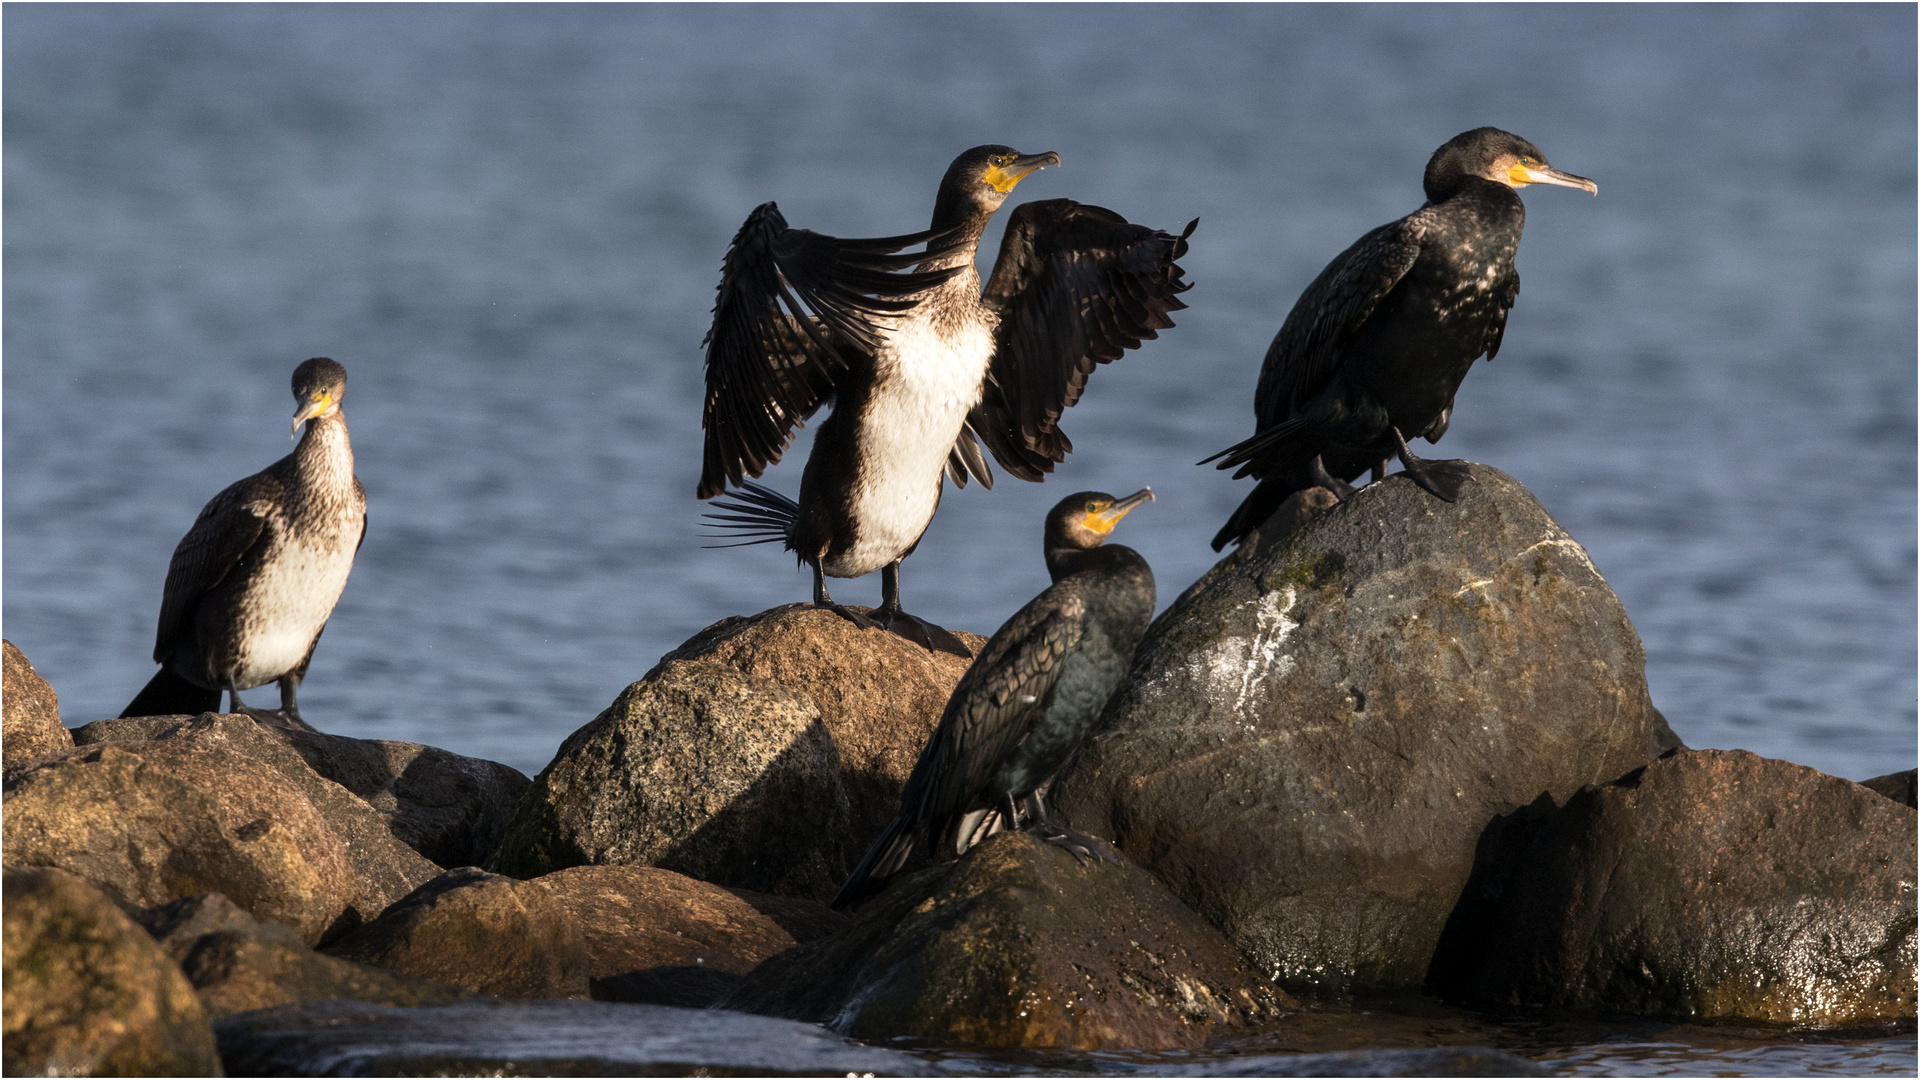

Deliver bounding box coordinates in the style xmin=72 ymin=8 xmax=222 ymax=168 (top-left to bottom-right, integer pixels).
xmin=121 ymin=358 xmax=366 ymax=727
xmin=1202 ymin=127 xmax=1595 ymax=550
xmin=700 ymin=145 xmax=1193 ymax=655
xmin=831 ymin=488 xmax=1155 ymax=910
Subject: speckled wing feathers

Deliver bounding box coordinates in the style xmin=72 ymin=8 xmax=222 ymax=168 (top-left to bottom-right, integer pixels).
xmin=153 ymin=475 xmax=279 ymax=663
xmin=699 ymin=202 xmax=963 ymax=499
xmin=970 ymin=200 xmax=1195 ymax=482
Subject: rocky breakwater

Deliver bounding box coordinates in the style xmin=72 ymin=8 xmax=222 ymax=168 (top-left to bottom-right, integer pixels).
xmin=1429 ymin=748 xmax=1917 ymax=1024
xmin=1054 ymin=467 xmax=1675 ymax=994
xmin=492 ymin=603 xmax=984 ymax=900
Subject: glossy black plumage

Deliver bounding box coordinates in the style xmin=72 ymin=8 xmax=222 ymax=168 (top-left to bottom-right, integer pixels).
xmin=832 ymin=489 xmax=1156 ymax=911
xmin=122 ymin=358 xmax=366 ymax=727
xmin=1204 ymin=128 xmax=1594 ymax=550
xmin=700 ymin=146 xmax=1192 ymax=653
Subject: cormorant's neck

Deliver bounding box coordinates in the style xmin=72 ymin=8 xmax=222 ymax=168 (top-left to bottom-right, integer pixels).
xmin=1045 ymin=542 xmax=1136 ymax=583
xmin=1425 ymin=174 xmax=1524 ymax=211
xmin=293 ymin=412 xmax=355 ymax=487
xmin=922 ymin=196 xmax=994 ymax=270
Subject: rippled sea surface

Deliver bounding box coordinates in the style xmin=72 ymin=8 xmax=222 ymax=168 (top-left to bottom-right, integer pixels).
xmin=5 ymin=5 xmax=1915 ymax=1075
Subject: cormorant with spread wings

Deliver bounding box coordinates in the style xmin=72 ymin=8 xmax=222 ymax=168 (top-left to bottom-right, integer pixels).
xmin=701 ymin=145 xmax=1193 ymax=655
xmin=1202 ymin=127 xmax=1594 ymax=550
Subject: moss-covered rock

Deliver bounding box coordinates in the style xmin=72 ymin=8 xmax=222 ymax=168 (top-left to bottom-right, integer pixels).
xmin=3 ymin=866 xmax=222 ymax=1077
xmin=1055 ymin=467 xmax=1665 ymax=994
xmin=726 ymin=831 xmax=1292 ymax=1051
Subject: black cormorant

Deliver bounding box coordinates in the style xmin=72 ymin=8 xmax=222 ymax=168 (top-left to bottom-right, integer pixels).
xmin=1203 ymin=127 xmax=1595 ymax=550
xmin=121 ymin=358 xmax=366 ymax=727
xmin=831 ymin=488 xmax=1155 ymax=910
xmin=700 ymin=145 xmax=1192 ymax=655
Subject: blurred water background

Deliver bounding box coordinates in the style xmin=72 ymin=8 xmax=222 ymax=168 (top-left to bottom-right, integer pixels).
xmin=7 ymin=5 xmax=1913 ymax=795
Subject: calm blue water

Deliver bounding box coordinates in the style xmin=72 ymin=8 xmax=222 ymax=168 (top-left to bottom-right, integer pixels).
xmin=6 ymin=5 xmax=1913 ymax=799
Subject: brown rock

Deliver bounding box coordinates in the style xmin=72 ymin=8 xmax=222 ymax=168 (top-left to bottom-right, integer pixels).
xmin=492 ymin=606 xmax=981 ymax=901
xmin=323 ymin=867 xmax=590 ymax=999
xmin=3 ymin=866 xmax=223 ymax=1077
xmin=1055 ymin=467 xmax=1664 ymax=994
xmin=726 ymin=831 xmax=1292 ymax=1051
xmin=3 ymin=640 xmax=71 ymax=766
xmin=133 ymin=892 xmax=477 ymax=1018
xmin=7 ymin=714 xmax=438 ymax=943
xmin=1430 ymin=749 xmax=1917 ymax=1024
xmin=1862 ymin=768 xmax=1917 ymax=809
xmin=535 ymin=864 xmax=840 ymax=1006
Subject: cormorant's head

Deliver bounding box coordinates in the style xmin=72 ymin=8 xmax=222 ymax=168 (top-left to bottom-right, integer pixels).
xmin=1046 ymin=489 xmax=1153 ymax=552
xmin=291 ymin=356 xmax=348 ymax=434
xmin=937 ymin=145 xmax=1061 ymax=218
xmin=1423 ymin=128 xmax=1596 ymax=201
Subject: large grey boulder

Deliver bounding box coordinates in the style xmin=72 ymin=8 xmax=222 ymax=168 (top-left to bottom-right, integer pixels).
xmin=3 ymin=866 xmax=223 ymax=1077
xmin=493 ymin=605 xmax=982 ymax=901
xmin=6 ymin=714 xmax=438 ymax=944
xmin=726 ymin=831 xmax=1292 ymax=1051
xmin=1428 ymin=749 xmax=1917 ymax=1024
xmin=1055 ymin=467 xmax=1665 ymax=994
xmin=3 ymin=640 xmax=71 ymax=766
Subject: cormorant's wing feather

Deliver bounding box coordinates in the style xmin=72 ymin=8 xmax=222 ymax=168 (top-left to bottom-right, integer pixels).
xmin=972 ymin=200 xmax=1195 ymax=482
xmin=153 ymin=474 xmax=280 ymax=663
xmin=1483 ymin=266 xmax=1520 ymax=361
xmin=943 ymin=421 xmax=994 ymax=490
xmin=900 ymin=593 xmax=1085 ymax=836
xmin=1251 ymin=214 xmax=1427 ymax=436
xmin=699 ymin=202 xmax=964 ymax=499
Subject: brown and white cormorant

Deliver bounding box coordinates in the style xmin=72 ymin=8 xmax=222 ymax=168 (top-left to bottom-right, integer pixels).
xmin=700 ymin=145 xmax=1193 ymax=655
xmin=1202 ymin=127 xmax=1595 ymax=550
xmin=121 ymin=358 xmax=366 ymax=727
xmin=831 ymin=488 xmax=1155 ymax=910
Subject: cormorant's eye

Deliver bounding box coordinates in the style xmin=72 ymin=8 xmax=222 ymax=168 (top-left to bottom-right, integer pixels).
xmin=993 ymin=155 xmax=1013 ymax=167
xmin=1086 ymin=501 xmax=1100 ymax=513
xmin=1519 ymin=157 xmax=1534 ymax=166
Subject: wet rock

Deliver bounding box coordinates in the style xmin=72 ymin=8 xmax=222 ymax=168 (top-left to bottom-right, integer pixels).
xmin=3 ymin=640 xmax=71 ymax=765
xmin=3 ymin=866 xmax=223 ymax=1077
xmin=213 ymin=998 xmax=936 ymax=1077
xmin=727 ymin=830 xmax=1292 ymax=1051
xmin=7 ymin=714 xmax=438 ymax=943
xmin=1863 ymin=768 xmax=1917 ymax=809
xmin=135 ymin=892 xmax=476 ymax=1019
xmin=493 ymin=604 xmax=981 ymax=900
xmin=72 ymin=714 xmax=525 ymax=871
xmin=323 ymin=867 xmax=590 ymax=999
xmin=1055 ymin=467 xmax=1664 ymax=994
xmin=1158 ymin=1046 xmax=1547 ymax=1076
xmin=535 ymin=864 xmax=836 ymax=1006
xmin=1429 ymin=749 xmax=1917 ymax=1024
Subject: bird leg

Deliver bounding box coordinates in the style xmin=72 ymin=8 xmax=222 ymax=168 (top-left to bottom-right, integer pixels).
xmin=1390 ymin=426 xmax=1474 ymax=502
xmin=1370 ymin=459 xmax=1389 ymax=484
xmin=1307 ymin=454 xmax=1358 ymax=500
xmin=1021 ymin=788 xmax=1122 ymax=866
xmin=874 ymin=561 xmax=972 ymax=658
xmin=812 ymin=563 xmax=880 ymax=631
xmin=272 ymin=675 xmax=318 ymax=732
xmin=224 ymin=680 xmax=312 ymax=731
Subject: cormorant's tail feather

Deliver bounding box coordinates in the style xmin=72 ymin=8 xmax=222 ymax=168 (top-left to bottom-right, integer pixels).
xmin=121 ymin=666 xmax=221 ymax=718
xmin=1211 ymin=476 xmax=1306 ymax=552
xmin=701 ymin=481 xmax=799 ymax=549
xmin=1197 ymin=417 xmax=1309 ymax=475
xmin=832 ymin=814 xmax=917 ymax=912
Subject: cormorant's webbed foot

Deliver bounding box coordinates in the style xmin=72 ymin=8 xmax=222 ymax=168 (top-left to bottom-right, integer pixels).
xmin=1031 ymin=821 xmax=1124 ymax=866
xmin=1307 ymin=454 xmax=1358 ymax=500
xmin=874 ymin=607 xmax=972 ymax=659
xmin=225 ymin=685 xmax=314 ymax=732
xmin=878 ymin=561 xmax=972 ymax=658
xmin=1391 ymin=427 xmax=1474 ymax=503
xmin=812 ymin=565 xmax=882 ymax=631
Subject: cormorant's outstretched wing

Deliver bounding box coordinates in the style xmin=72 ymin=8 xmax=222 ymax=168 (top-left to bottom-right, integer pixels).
xmin=909 ymin=593 xmax=1085 ymax=830
xmin=1202 ymin=212 xmax=1428 ymax=475
xmin=700 ymin=202 xmax=963 ymax=499
xmin=153 ymin=475 xmax=280 ymax=663
xmin=971 ymin=200 xmax=1195 ymax=482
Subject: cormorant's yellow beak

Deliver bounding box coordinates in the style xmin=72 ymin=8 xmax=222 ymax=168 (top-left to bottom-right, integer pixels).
xmin=1083 ymin=488 xmax=1154 ymax=535
xmin=983 ymin=151 xmax=1062 ymax=194
xmin=292 ymin=391 xmax=336 ymax=435
xmin=1506 ymin=161 xmax=1597 ymax=195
